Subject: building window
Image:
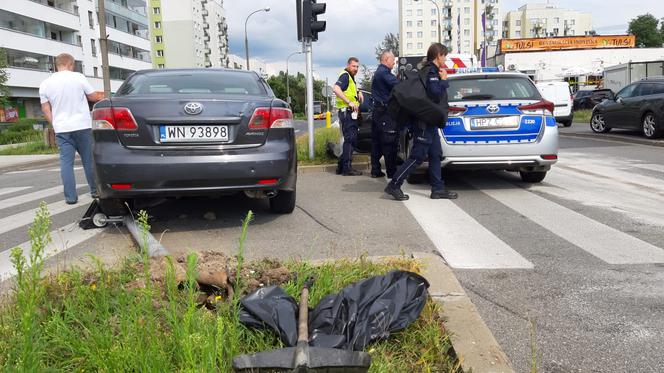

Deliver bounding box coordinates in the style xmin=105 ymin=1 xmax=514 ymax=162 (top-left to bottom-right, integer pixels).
xmin=464 ymin=18 xmax=470 ymax=24
xmin=153 ymin=7 xmax=160 ymax=14
xmin=516 ymin=20 xmax=521 ymax=26
xmin=90 ymin=39 xmax=97 ymax=56
xmin=570 ymin=19 xmax=575 ymax=25
xmin=406 ymin=21 xmax=412 ymax=27
xmin=88 ymin=11 xmax=94 ymax=28
xmin=77 ymin=35 xmax=82 ymax=46
xmin=154 ymin=21 xmax=161 ymax=29
xmin=431 ymin=19 xmax=437 ymax=26
xmin=406 ymin=9 xmax=412 ymax=16
xmin=464 ymin=29 xmax=470 ymax=36
xmin=570 ymin=29 xmax=575 ymax=35
xmin=515 ymin=31 xmax=521 ymax=37
xmin=417 ymin=42 xmax=423 ymax=49
xmin=156 ymin=50 xmax=164 ymax=57
xmin=417 ymin=31 xmax=423 ymax=38
xmin=156 ymin=35 xmax=162 ymax=43
xmin=554 ymin=17 xmax=559 ymax=24
xmin=417 ymin=20 xmax=423 ymax=27
xmin=553 ymin=28 xmax=559 ymax=35
xmin=417 ymin=9 xmax=422 ymax=16
xmin=431 ymin=8 xmax=437 ymax=15
xmin=431 ymin=30 xmax=437 ymax=37
xmin=93 ymin=67 xmax=98 ymax=77
xmin=407 ymin=42 xmax=413 ymax=49
xmin=464 ymin=7 xmax=470 ymax=14
xmin=158 ymin=64 xmax=165 ymax=69
xmin=406 ymin=32 xmax=413 ymax=38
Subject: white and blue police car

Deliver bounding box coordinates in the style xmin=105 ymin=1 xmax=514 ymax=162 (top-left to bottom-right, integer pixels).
xmin=403 ymin=67 xmax=559 ymax=183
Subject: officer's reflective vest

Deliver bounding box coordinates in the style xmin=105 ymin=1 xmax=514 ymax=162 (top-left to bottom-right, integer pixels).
xmin=336 ymin=70 xmax=359 ymax=109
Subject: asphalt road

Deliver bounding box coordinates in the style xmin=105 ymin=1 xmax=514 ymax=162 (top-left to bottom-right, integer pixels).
xmin=1 ymin=125 xmax=663 ymax=371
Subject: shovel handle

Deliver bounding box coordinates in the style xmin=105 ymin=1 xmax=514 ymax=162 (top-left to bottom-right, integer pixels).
xmin=297 ymin=279 xmax=312 ymax=342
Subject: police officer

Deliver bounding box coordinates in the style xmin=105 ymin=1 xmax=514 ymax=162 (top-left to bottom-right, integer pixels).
xmin=384 ymin=43 xmax=458 ymax=200
xmin=333 ymin=57 xmax=364 ymax=176
xmin=370 ymin=50 xmax=399 ymax=178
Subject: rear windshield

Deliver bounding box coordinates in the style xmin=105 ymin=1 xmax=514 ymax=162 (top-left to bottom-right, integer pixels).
xmin=447 ymin=76 xmax=541 ymax=102
xmin=116 ymin=71 xmax=267 ymax=96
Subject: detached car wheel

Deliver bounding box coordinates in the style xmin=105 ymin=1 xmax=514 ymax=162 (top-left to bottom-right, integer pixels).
xmin=269 ymin=190 xmax=296 ymax=214
xmin=520 ymin=171 xmax=547 ymax=183
xmin=590 ymin=113 xmax=610 ymax=133
xmin=642 ymin=113 xmax=662 ymax=139
xmin=98 ymin=198 xmax=129 ymax=216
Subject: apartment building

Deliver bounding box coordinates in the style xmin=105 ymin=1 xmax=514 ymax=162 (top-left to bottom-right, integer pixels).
xmin=0 ymin=0 xmax=152 ymax=118
xmin=503 ymin=3 xmax=593 ymax=39
xmin=148 ymin=0 xmax=229 ymax=68
xmin=398 ymin=0 xmax=501 ymax=61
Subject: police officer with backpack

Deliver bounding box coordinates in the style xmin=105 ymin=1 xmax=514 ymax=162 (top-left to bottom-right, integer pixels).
xmin=384 ymin=43 xmax=458 ymax=201
xmin=370 ymin=50 xmax=400 ymax=178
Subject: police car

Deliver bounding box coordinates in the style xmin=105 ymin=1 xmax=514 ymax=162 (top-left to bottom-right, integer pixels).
xmin=401 ymin=67 xmax=559 ymax=183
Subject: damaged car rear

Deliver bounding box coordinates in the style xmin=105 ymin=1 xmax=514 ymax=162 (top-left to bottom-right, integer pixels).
xmin=91 ymin=69 xmax=297 ymax=216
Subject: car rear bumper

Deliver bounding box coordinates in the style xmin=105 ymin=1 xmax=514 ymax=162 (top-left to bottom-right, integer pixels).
xmin=93 ymin=130 xmax=296 ymax=199
xmin=555 ymin=112 xmax=574 ymax=123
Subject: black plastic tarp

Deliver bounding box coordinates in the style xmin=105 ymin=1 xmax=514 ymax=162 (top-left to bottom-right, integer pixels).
xmin=238 ymin=270 xmax=430 ymax=351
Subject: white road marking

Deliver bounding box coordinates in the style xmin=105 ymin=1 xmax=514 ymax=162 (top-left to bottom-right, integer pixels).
xmin=0 ymin=195 xmax=92 ymax=235
xmin=5 ymin=169 xmax=45 ymax=175
xmin=402 ymin=183 xmax=534 ymax=269
xmin=0 ymin=184 xmax=85 ymax=210
xmin=469 ymin=177 xmax=664 ymax=265
xmin=0 ymin=187 xmax=32 ymax=197
xmin=45 ymin=166 xmax=82 ymax=172
xmin=0 ymin=222 xmax=103 ymax=282
xmin=631 ymin=163 xmax=664 ymax=174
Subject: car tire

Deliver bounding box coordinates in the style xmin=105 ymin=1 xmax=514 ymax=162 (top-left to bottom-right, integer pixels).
xmin=520 ymin=171 xmax=547 ymax=183
xmin=98 ymin=198 xmax=129 ymax=216
xmin=642 ymin=112 xmax=662 ymax=139
xmin=590 ymin=113 xmax=610 ymax=133
xmin=269 ymin=189 xmax=296 ymax=214
xmin=562 ymin=120 xmax=573 ymax=127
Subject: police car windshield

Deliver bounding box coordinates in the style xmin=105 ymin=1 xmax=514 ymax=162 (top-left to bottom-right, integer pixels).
xmin=448 ymin=76 xmax=541 ymax=102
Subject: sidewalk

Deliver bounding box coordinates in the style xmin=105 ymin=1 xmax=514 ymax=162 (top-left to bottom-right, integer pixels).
xmin=0 ymin=154 xmax=60 ymax=172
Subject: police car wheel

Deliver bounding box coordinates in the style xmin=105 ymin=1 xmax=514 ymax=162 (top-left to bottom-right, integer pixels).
xmin=519 ymin=171 xmax=547 ymax=183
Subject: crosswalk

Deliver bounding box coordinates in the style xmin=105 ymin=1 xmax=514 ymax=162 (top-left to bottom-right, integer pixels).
xmin=402 ymin=153 xmax=664 ymax=269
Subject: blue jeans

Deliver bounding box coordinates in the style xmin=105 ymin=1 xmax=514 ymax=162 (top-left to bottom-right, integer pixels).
xmin=337 ymin=109 xmax=359 ymax=174
xmin=389 ymin=124 xmax=444 ymax=191
xmin=55 ymin=129 xmax=97 ymax=202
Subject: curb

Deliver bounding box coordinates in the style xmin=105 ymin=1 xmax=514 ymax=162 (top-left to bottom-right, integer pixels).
xmin=559 ymin=131 xmax=664 ymax=148
xmin=298 ymin=161 xmax=370 ymax=174
xmin=0 ymin=155 xmax=60 ymax=173
xmin=413 ymin=252 xmax=515 ymax=373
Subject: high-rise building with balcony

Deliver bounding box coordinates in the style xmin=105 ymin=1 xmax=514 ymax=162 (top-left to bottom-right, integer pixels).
xmin=0 ymin=0 xmax=153 ymax=118
xmin=148 ymin=0 xmax=229 ymax=69
xmin=398 ymin=0 xmax=501 ymax=63
xmin=502 ymin=3 xmax=592 ymax=39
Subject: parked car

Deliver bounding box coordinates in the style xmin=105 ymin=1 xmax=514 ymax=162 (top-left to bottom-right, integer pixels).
xmin=403 ymin=70 xmax=558 ymax=183
xmin=590 ymin=77 xmax=664 ymax=139
xmin=573 ymin=89 xmax=613 ymax=110
xmin=536 ymin=81 xmax=574 ymax=127
xmin=91 ymin=68 xmax=297 ymax=215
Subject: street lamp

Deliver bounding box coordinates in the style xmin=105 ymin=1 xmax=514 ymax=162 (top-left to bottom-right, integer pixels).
xmin=286 ymin=50 xmax=303 ymax=105
xmin=244 ymin=7 xmax=270 ymax=71
xmin=416 ymin=0 xmax=441 ymax=44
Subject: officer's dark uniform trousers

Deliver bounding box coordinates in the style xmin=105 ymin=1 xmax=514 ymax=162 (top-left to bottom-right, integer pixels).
xmin=371 ymin=103 xmax=398 ymax=177
xmin=337 ymin=109 xmax=358 ymax=174
xmin=390 ymin=123 xmax=444 ymax=190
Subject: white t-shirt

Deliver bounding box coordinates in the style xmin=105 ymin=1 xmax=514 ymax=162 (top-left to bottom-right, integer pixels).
xmin=39 ymin=71 xmax=95 ymax=133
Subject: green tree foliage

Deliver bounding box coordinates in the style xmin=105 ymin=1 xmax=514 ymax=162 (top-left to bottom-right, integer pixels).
xmin=0 ymin=48 xmax=10 ymax=107
xmin=375 ymin=33 xmax=400 ymax=62
xmin=266 ymin=72 xmax=326 ymax=114
xmin=628 ymin=14 xmax=663 ymax=48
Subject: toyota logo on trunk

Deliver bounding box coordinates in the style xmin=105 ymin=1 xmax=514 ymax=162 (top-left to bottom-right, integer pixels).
xmin=486 ymin=104 xmax=500 ymax=114
xmin=184 ymin=102 xmax=203 ymax=115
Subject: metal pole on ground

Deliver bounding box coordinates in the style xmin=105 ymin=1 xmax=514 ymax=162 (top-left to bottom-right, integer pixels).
xmin=305 ymin=39 xmax=315 ymax=160
xmin=97 ymin=0 xmax=111 ymax=97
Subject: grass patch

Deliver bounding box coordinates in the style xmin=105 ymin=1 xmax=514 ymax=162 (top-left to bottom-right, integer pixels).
xmin=0 ymin=141 xmax=58 ymax=155
xmin=0 ymin=207 xmax=460 ymax=372
xmin=297 ymin=126 xmax=340 ymax=165
xmin=573 ymin=109 xmax=592 ymax=124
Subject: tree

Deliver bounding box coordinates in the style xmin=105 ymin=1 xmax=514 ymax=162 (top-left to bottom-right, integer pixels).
xmin=359 ymin=64 xmax=375 ymax=91
xmin=661 ymin=17 xmax=664 ymax=41
xmin=375 ymin=33 xmax=399 ymax=62
xmin=628 ymin=14 xmax=662 ymax=48
xmin=0 ymin=48 xmax=10 ymax=107
xmin=266 ymin=71 xmax=326 ymax=114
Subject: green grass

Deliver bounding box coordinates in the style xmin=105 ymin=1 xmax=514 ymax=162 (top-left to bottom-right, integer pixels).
xmin=0 ymin=207 xmax=460 ymax=372
xmin=573 ymin=109 xmax=592 ymax=123
xmin=297 ymin=127 xmax=340 ymax=165
xmin=0 ymin=120 xmax=47 ymax=145
xmin=0 ymin=141 xmax=58 ymax=155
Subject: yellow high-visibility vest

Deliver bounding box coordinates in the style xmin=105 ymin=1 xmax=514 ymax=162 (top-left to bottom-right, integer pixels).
xmin=336 ymin=70 xmax=358 ymax=109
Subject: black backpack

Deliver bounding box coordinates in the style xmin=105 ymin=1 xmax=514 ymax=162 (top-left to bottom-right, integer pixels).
xmin=387 ymin=66 xmax=449 ymax=128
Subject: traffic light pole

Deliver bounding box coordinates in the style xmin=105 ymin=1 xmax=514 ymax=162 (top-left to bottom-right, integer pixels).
xmin=305 ymin=38 xmax=315 ymax=160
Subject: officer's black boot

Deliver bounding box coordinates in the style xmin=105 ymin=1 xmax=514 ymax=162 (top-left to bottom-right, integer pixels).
xmin=384 ymin=184 xmax=409 ymax=201
xmin=430 ymin=189 xmax=458 ymax=199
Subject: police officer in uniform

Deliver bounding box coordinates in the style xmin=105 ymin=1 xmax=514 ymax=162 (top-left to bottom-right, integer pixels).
xmin=370 ymin=50 xmax=400 ymax=178
xmin=333 ymin=57 xmax=364 ymax=176
xmin=384 ymin=43 xmax=458 ymax=201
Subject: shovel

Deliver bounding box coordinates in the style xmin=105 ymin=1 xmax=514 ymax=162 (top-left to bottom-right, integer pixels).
xmin=232 ymin=277 xmax=371 ymax=372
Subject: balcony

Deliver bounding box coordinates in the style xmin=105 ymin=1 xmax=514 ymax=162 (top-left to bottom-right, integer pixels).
xmin=103 ymin=1 xmax=148 ymax=28
xmin=4 ymin=0 xmax=79 ymax=30
xmin=29 ymin=0 xmax=78 ymax=15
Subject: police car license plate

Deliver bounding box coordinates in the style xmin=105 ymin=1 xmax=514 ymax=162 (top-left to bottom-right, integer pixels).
xmin=470 ymin=117 xmax=519 ymax=130
xmin=160 ymin=125 xmax=229 ymax=142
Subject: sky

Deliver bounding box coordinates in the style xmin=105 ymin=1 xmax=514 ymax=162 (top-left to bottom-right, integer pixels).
xmin=224 ymin=0 xmax=663 ymax=84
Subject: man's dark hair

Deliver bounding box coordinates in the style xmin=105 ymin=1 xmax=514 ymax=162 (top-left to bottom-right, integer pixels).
xmin=347 ymin=57 xmax=359 ymax=65
xmin=426 ymin=43 xmax=448 ymax=62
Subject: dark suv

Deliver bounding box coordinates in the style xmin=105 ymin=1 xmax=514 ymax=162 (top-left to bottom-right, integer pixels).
xmin=573 ymin=89 xmax=613 ymax=110
xmin=590 ymin=78 xmax=664 ymax=139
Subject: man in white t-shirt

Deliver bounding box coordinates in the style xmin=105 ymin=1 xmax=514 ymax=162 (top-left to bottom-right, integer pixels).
xmin=39 ymin=53 xmax=105 ymax=204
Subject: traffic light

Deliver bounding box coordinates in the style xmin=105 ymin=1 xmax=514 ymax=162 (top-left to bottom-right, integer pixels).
xmin=297 ymin=0 xmax=326 ymax=42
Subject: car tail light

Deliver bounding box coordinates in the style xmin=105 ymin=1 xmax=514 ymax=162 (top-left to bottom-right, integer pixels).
xmin=248 ymin=107 xmax=294 ymax=129
xmin=448 ymin=106 xmax=467 ymax=117
xmin=110 ymin=183 xmax=132 ymax=190
xmin=258 ymin=179 xmax=279 ymax=185
xmin=92 ymin=107 xmax=138 ymax=131
xmin=518 ymin=100 xmax=554 ymax=116
xmin=541 ymin=154 xmax=558 ymax=160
